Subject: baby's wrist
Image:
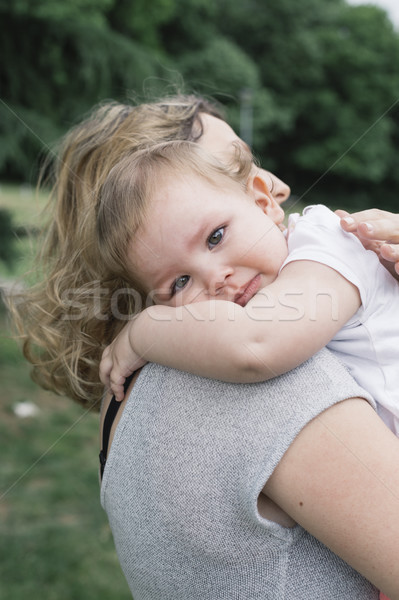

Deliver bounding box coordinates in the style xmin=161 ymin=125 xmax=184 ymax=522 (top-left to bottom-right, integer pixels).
xmin=130 ymin=305 xmax=175 ymax=357
xmin=127 ymin=312 xmax=145 ymax=351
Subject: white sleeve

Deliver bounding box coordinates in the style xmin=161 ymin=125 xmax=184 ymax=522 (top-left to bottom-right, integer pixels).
xmin=281 ymin=204 xmax=380 ymax=308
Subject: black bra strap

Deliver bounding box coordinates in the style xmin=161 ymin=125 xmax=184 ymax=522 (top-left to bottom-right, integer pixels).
xmin=99 ymin=373 xmax=135 ymax=479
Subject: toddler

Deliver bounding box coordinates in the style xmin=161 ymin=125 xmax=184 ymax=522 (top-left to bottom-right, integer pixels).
xmin=99 ymin=140 xmax=399 ymax=435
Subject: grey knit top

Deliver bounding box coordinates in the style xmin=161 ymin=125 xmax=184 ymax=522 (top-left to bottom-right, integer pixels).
xmin=100 ymin=349 xmax=378 ymax=599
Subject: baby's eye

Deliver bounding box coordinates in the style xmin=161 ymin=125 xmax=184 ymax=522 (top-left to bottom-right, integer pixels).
xmin=172 ymin=275 xmax=190 ymax=295
xmin=208 ymin=227 xmax=225 ymax=248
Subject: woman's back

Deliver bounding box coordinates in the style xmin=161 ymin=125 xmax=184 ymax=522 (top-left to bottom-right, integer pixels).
xmin=100 ymin=351 xmax=377 ymax=599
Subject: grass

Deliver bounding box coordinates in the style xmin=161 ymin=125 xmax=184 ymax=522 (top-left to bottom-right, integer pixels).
xmin=0 ymin=184 xmax=132 ymax=599
xmin=0 ymin=183 xmax=46 ymax=280
xmin=0 ymin=182 xmax=47 ymax=226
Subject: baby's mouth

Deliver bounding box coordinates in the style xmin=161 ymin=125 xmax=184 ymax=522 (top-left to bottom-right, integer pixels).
xmin=234 ymin=275 xmax=261 ymax=307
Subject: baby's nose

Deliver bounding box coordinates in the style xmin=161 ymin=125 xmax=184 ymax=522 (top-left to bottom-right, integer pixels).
xmin=207 ymin=266 xmax=234 ymax=296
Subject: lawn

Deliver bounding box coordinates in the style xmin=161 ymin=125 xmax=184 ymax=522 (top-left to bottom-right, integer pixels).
xmin=0 ymin=185 xmax=132 ymax=599
xmin=0 ymin=183 xmax=46 ymax=280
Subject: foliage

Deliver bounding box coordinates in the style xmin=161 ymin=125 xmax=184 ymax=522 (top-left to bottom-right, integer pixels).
xmin=0 ymin=9 xmax=166 ymax=180
xmin=1 ymin=0 xmax=399 ymax=206
xmin=158 ymin=0 xmax=218 ymax=53
xmin=208 ymin=0 xmax=399 ymax=206
xmin=287 ymin=4 xmax=399 ymax=184
xmin=106 ymin=0 xmax=176 ymax=48
xmin=177 ymin=36 xmax=260 ymax=103
xmin=0 ymin=0 xmax=114 ymax=24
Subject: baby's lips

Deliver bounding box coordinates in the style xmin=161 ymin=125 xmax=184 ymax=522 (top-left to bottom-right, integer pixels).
xmin=234 ymin=275 xmax=261 ymax=307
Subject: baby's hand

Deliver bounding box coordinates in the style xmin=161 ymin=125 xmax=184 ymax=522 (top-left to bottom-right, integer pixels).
xmin=99 ymin=321 xmax=147 ymax=401
xmin=337 ymin=208 xmax=399 ymax=278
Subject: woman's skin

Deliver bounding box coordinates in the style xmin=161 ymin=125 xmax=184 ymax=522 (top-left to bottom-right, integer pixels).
xmin=338 ymin=208 xmax=399 ymax=277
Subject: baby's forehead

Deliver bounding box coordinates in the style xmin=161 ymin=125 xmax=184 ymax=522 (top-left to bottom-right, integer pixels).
xmin=150 ymin=158 xmax=242 ymax=201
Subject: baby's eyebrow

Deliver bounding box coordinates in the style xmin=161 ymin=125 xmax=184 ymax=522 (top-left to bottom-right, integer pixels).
xmin=189 ymin=223 xmax=207 ymax=250
xmin=151 ymin=221 xmax=206 ymax=292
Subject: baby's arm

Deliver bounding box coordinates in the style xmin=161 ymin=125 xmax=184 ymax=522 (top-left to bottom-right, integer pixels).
xmin=100 ymin=260 xmax=361 ymax=397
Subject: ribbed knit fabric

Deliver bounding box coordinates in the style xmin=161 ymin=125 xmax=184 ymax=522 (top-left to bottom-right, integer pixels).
xmin=101 ymin=348 xmax=378 ymax=599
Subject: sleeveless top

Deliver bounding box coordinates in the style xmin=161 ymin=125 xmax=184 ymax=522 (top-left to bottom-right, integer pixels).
xmin=100 ymin=348 xmax=378 ymax=599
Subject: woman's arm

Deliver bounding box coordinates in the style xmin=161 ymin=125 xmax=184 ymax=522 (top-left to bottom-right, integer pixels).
xmin=337 ymin=208 xmax=399 ymax=279
xmin=265 ymin=397 xmax=399 ymax=598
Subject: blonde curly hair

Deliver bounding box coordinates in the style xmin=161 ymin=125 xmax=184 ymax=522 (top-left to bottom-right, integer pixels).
xmin=8 ymin=94 xmax=247 ymax=410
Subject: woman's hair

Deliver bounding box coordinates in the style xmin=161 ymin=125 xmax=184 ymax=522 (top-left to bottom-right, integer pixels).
xmin=8 ymin=94 xmax=246 ymax=410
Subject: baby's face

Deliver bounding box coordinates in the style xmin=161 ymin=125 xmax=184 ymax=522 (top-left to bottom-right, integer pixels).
xmin=128 ymin=171 xmax=288 ymax=308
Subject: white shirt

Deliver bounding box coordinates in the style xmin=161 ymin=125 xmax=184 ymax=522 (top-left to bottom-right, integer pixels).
xmin=282 ymin=204 xmax=399 ymax=434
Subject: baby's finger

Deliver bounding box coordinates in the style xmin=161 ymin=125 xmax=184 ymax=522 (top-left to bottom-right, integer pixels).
xmin=99 ymin=356 xmax=113 ymax=388
xmin=110 ymin=382 xmax=125 ymax=402
xmin=109 ymin=370 xmax=126 ymax=398
xmin=109 ymin=371 xmax=127 ymax=402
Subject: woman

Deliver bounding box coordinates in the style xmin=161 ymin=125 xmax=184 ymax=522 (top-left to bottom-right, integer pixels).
xmin=11 ymin=94 xmax=399 ymax=598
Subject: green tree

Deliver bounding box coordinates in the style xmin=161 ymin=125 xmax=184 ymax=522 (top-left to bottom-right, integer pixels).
xmin=158 ymin=0 xmax=217 ymax=53
xmin=158 ymin=0 xmax=293 ymax=163
xmin=209 ymin=0 xmax=399 ymax=207
xmin=106 ymin=0 xmax=176 ymax=49
xmin=283 ymin=4 xmax=399 ymax=205
xmin=1 ymin=0 xmax=399 ymax=210
xmin=0 ymin=5 xmax=166 ymax=180
xmin=0 ymin=0 xmax=113 ymax=23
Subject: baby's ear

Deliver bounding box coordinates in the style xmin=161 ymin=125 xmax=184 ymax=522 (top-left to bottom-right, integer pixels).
xmin=247 ymin=172 xmax=285 ymax=225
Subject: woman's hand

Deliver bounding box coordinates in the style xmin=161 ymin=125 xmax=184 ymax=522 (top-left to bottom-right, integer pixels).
xmin=336 ymin=208 xmax=399 ymax=278
xmin=99 ymin=317 xmax=147 ymax=401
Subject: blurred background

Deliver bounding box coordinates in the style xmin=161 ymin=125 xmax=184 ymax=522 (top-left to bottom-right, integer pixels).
xmin=1 ymin=0 xmax=399 ymax=597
